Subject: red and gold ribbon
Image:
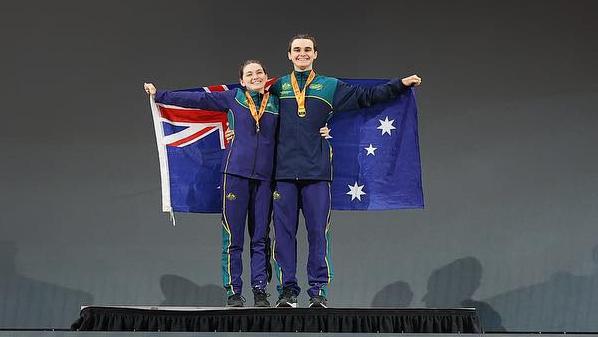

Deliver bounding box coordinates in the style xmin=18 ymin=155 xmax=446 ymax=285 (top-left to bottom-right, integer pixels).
xmin=290 ymin=70 xmax=316 ymax=117
xmin=245 ymin=91 xmax=270 ymax=132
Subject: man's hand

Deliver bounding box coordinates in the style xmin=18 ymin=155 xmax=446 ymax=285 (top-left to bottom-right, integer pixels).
xmin=320 ymin=124 xmax=331 ymax=139
xmin=401 ymin=75 xmax=422 ymax=87
xmin=225 ymin=129 xmax=235 ymax=142
xmin=144 ymin=83 xmax=157 ymax=95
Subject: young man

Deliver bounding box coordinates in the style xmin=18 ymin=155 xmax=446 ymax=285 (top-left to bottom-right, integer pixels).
xmin=269 ymin=34 xmax=422 ymax=308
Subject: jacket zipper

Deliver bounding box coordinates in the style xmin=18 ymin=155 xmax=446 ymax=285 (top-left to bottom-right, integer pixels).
xmin=251 ymin=126 xmax=259 ymax=177
xmin=251 ymin=95 xmax=261 ymax=178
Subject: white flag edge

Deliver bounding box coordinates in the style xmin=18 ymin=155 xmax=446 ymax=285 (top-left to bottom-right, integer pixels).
xmin=149 ymin=95 xmax=173 ymax=215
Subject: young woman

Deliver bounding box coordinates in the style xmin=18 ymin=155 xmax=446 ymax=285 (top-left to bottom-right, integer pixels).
xmin=144 ymin=60 xmax=329 ymax=307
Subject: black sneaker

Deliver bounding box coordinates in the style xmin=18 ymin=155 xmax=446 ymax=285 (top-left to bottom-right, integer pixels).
xmin=226 ymin=294 xmax=245 ymax=307
xmin=309 ymin=295 xmax=328 ymax=308
xmin=253 ymin=288 xmax=271 ymax=307
xmin=275 ymin=287 xmax=298 ymax=308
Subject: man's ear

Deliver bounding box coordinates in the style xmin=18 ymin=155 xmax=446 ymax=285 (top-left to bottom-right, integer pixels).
xmin=313 ymin=51 xmax=318 ymax=60
xmin=288 ymin=51 xmax=293 ymax=61
xmin=239 ymin=79 xmax=246 ymax=88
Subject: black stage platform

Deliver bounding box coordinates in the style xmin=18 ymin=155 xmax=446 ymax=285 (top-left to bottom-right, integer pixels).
xmin=71 ymin=306 xmax=482 ymax=333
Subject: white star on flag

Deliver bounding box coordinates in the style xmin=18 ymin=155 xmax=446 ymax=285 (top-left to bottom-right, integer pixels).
xmin=377 ymin=116 xmax=396 ymax=135
xmin=346 ymin=181 xmax=366 ymax=201
xmin=365 ymin=144 xmax=377 ymax=156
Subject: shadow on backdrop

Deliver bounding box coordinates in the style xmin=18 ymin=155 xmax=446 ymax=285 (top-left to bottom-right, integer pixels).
xmin=160 ymin=274 xmax=225 ymax=306
xmin=0 ymin=241 xmax=93 ymax=328
xmin=485 ymin=245 xmax=598 ymax=331
xmin=371 ymin=281 xmax=413 ymax=307
xmin=422 ymin=256 xmax=504 ymax=332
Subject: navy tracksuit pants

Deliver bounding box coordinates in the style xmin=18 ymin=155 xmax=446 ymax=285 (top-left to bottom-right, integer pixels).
xmin=273 ymin=180 xmax=334 ymax=298
xmin=221 ymin=173 xmax=272 ymax=296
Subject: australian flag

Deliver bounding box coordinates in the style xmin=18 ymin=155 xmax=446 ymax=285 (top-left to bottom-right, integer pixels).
xmin=149 ymin=79 xmax=423 ymax=214
xmin=329 ymin=79 xmax=423 ymax=210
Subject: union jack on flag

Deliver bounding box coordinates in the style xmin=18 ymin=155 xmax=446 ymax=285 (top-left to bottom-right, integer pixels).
xmin=158 ymin=85 xmax=230 ymax=148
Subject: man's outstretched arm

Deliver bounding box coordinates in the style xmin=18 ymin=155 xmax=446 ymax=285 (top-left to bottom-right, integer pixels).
xmin=333 ymin=75 xmax=422 ymax=112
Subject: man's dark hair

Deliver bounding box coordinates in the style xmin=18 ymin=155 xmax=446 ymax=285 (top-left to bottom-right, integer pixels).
xmin=238 ymin=59 xmax=267 ymax=79
xmin=288 ymin=33 xmax=318 ymax=52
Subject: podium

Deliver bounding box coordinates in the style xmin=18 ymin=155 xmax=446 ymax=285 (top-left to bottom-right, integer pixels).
xmin=72 ymin=306 xmax=482 ymax=333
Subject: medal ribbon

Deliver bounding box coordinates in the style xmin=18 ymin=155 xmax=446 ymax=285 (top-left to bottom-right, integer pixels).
xmin=245 ymin=91 xmax=270 ymax=131
xmin=290 ymin=70 xmax=316 ymax=117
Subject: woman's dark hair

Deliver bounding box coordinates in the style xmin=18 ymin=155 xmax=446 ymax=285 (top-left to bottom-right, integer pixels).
xmin=239 ymin=59 xmax=267 ymax=79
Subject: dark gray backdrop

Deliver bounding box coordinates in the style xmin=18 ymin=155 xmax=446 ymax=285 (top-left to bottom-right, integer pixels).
xmin=1 ymin=0 xmax=597 ymax=331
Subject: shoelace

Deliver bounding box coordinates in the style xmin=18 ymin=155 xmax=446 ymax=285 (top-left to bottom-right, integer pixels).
xmin=254 ymin=291 xmax=270 ymax=300
xmin=230 ymin=294 xmax=246 ymax=303
xmin=281 ymin=288 xmax=296 ymax=299
xmin=310 ymin=295 xmax=326 ymax=303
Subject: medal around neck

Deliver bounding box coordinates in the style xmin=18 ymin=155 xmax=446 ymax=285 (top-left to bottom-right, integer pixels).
xmin=290 ymin=70 xmax=316 ymax=117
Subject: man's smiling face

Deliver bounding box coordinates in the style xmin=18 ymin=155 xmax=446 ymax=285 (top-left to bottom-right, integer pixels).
xmin=288 ymin=38 xmax=318 ymax=71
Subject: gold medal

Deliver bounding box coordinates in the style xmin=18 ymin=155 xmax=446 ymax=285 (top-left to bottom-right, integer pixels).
xmin=245 ymin=91 xmax=270 ymax=132
xmin=290 ymin=70 xmax=316 ymax=117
